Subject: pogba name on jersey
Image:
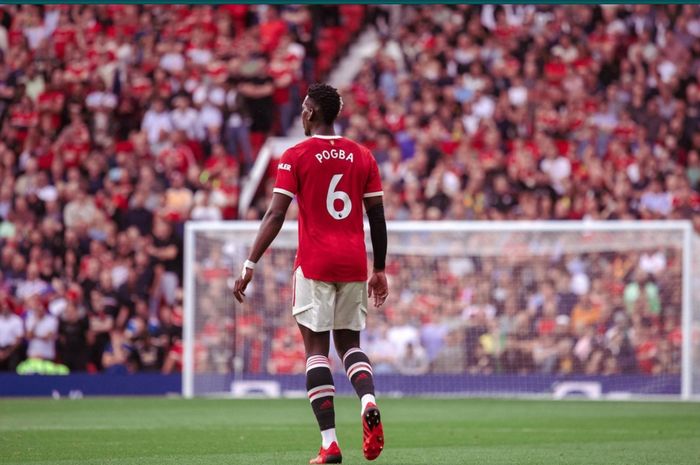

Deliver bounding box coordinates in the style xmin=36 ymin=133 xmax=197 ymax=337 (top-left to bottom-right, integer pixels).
xmin=315 ymin=148 xmax=354 ymax=164
xmin=273 ymin=136 xmax=383 ymax=282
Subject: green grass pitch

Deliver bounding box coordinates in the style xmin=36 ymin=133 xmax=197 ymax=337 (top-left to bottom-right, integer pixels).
xmin=1 ymin=397 xmax=700 ymax=464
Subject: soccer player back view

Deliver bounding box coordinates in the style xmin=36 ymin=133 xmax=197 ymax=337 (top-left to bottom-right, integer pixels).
xmin=234 ymin=83 xmax=388 ymax=464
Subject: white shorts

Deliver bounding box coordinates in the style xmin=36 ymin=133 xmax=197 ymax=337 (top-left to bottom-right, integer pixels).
xmin=292 ymin=267 xmax=368 ymax=332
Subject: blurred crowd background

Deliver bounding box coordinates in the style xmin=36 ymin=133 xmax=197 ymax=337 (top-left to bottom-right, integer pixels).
xmin=195 ymin=235 xmax=683 ymax=378
xmin=0 ymin=5 xmax=698 ymax=376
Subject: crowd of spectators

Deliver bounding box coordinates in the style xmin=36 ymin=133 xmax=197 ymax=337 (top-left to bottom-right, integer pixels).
xmin=0 ymin=5 xmax=697 ymax=378
xmin=241 ymin=5 xmax=698 ymax=378
xmin=195 ymin=235 xmax=683 ymax=378
xmin=0 ymin=4 xmax=364 ymax=373
xmin=367 ymin=244 xmax=682 ymax=377
xmin=321 ymin=5 xmax=700 ymax=230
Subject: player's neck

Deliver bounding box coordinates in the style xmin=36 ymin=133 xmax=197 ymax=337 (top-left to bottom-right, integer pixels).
xmin=311 ymin=126 xmax=336 ymax=137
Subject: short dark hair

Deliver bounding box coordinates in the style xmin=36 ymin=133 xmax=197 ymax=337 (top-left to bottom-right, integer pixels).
xmin=307 ymin=83 xmax=342 ymax=125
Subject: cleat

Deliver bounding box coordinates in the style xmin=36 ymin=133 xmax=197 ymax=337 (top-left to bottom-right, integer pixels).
xmin=362 ymin=403 xmax=384 ymax=461
xmin=309 ymin=441 xmax=342 ymax=464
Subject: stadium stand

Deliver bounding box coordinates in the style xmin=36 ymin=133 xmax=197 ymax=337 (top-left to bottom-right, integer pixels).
xmin=0 ymin=4 xmax=366 ymax=373
xmin=0 ymin=5 xmax=698 ymax=376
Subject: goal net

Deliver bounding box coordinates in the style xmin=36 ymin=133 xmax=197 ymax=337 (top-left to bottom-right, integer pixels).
xmin=183 ymin=221 xmax=697 ymax=400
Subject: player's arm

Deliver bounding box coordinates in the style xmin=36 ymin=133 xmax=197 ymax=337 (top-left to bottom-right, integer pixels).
xmin=364 ymin=195 xmax=388 ymax=307
xmin=233 ymin=192 xmax=292 ymax=303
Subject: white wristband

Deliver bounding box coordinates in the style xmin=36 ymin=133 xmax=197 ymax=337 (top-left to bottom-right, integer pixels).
xmin=241 ymin=260 xmax=256 ymax=279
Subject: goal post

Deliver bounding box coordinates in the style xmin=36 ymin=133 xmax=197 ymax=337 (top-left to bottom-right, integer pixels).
xmin=183 ymin=220 xmax=697 ymax=400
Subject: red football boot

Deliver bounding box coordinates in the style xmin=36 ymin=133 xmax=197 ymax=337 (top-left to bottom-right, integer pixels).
xmin=362 ymin=403 xmax=384 ymax=460
xmin=309 ymin=441 xmax=342 ymax=464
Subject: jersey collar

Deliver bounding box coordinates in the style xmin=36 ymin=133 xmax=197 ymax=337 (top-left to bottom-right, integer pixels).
xmin=311 ymin=135 xmax=342 ymax=140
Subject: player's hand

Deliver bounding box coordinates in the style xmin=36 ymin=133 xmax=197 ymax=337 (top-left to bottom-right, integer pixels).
xmin=368 ymin=270 xmax=388 ymax=307
xmin=233 ymin=267 xmax=253 ymax=303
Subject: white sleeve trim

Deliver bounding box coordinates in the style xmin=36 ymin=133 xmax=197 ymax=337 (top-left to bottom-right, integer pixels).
xmin=273 ymin=188 xmax=295 ymax=199
xmin=363 ymin=191 xmax=384 ymax=198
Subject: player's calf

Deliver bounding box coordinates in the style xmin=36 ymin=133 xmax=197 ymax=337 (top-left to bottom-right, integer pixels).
xmin=342 ymin=347 xmax=384 ymax=460
xmin=306 ymin=355 xmax=339 ymax=457
xmin=343 ymin=348 xmax=376 ymax=412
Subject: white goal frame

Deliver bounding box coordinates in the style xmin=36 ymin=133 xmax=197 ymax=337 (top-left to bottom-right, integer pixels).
xmin=183 ymin=220 xmax=696 ymax=400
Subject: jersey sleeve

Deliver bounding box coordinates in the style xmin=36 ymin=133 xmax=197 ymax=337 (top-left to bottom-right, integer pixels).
xmin=272 ymin=148 xmax=298 ymax=198
xmin=363 ymin=149 xmax=384 ymax=198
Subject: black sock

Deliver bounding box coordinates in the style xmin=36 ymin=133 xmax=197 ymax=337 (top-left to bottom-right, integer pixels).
xmin=342 ymin=348 xmax=375 ymax=399
xmin=306 ymin=355 xmax=335 ymax=431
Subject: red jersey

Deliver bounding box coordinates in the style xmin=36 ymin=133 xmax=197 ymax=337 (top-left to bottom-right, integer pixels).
xmin=273 ymin=135 xmax=383 ymax=282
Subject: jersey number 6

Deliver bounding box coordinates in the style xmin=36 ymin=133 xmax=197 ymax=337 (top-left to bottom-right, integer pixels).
xmin=326 ymin=174 xmax=352 ymax=220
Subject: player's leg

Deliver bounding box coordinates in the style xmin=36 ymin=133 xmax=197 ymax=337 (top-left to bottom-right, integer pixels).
xmin=334 ymin=330 xmax=384 ymax=460
xmin=293 ymin=267 xmax=341 ymax=464
xmin=334 ymin=330 xmax=377 ymax=413
xmin=333 ymin=281 xmax=384 ymax=461
xmin=299 ymin=325 xmax=341 ymax=464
